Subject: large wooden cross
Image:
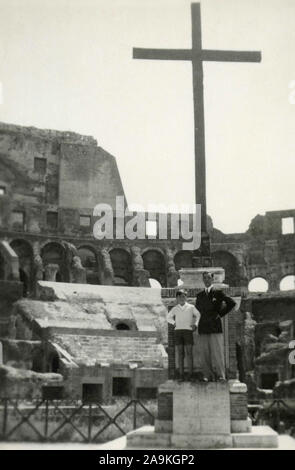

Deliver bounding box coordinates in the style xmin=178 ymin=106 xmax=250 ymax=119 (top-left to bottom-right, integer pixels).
xmin=133 ymin=3 xmax=261 ymax=235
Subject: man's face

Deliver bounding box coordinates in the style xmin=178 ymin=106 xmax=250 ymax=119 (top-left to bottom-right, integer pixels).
xmin=203 ymin=273 xmax=213 ymax=288
xmin=177 ymin=293 xmax=186 ymax=305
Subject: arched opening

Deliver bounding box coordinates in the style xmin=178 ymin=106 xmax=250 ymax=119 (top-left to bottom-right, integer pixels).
xmin=78 ymin=246 xmax=100 ymax=285
xmin=280 ymin=275 xmax=295 ymax=291
xmin=149 ymin=278 xmax=162 ymax=288
xmin=212 ymin=250 xmax=240 ymax=287
xmin=115 ymin=322 xmax=130 ymax=330
xmin=48 ymin=353 xmax=60 ymax=373
xmin=41 ymin=242 xmax=66 ymax=282
xmin=248 ymin=277 xmax=269 ymax=293
xmin=32 ymin=347 xmax=44 ymax=372
xmin=109 ymin=248 xmax=132 ymax=286
xmin=10 ymin=239 xmax=33 ymax=294
xmin=143 ymin=250 xmax=166 ymax=287
xmin=174 ymin=251 xmax=193 ymax=271
xmin=19 ymin=269 xmax=29 ymax=297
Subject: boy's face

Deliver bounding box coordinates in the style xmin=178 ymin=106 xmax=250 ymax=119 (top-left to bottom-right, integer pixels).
xmin=177 ymin=293 xmax=186 ymax=305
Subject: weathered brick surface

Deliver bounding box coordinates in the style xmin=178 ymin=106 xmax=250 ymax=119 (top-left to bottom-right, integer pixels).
xmin=158 ymin=392 xmax=173 ymax=420
xmin=230 ymin=392 xmax=248 ymax=420
xmin=54 ymin=333 xmax=165 ymax=367
xmin=135 ymin=368 xmax=167 ymax=387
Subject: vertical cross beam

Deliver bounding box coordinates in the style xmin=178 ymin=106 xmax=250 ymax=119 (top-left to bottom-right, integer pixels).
xmin=133 ymin=2 xmax=261 ymax=246
xmin=191 ymin=3 xmax=207 ymax=234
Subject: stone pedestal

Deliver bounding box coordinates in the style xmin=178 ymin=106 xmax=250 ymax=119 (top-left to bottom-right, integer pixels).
xmin=171 ymin=381 xmax=232 ymax=448
xmin=126 ymin=379 xmax=279 ymax=449
xmin=229 ymin=379 xmax=252 ymax=433
xmin=179 ymin=267 xmax=227 ymax=289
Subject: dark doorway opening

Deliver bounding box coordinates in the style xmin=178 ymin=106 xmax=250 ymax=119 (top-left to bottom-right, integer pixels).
xmin=115 ymin=323 xmax=130 ymax=331
xmin=112 ymin=377 xmax=131 ymax=396
xmin=82 ymin=383 xmax=103 ymax=404
xmin=51 ymin=354 xmax=59 ymax=373
xmin=19 ymin=269 xmax=29 ymax=297
xmin=260 ymin=373 xmax=279 ymax=389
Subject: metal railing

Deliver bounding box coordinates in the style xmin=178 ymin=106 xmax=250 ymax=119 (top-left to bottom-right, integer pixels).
xmin=0 ymin=398 xmax=155 ymax=443
xmin=248 ymin=399 xmax=295 ymax=429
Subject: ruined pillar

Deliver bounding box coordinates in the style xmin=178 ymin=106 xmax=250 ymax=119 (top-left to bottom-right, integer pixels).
xmin=44 ymin=264 xmax=59 ymax=281
xmin=100 ymin=248 xmax=114 ymax=285
xmin=33 ymin=242 xmax=43 ymax=279
xmin=165 ymin=248 xmax=179 ymax=287
xmin=0 ymin=240 xmax=20 ymax=280
xmin=234 ymin=249 xmax=248 ymax=288
xmin=264 ymin=240 xmax=280 ymax=291
xmin=61 ymin=241 xmax=85 ymax=283
xmin=71 ymin=256 xmax=86 ymax=284
xmin=131 ymin=246 xmax=150 ymax=287
xmin=267 ymin=265 xmax=280 ymax=291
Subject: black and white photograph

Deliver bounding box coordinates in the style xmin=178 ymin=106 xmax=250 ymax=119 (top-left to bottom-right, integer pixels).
xmin=0 ymin=0 xmax=295 ymax=453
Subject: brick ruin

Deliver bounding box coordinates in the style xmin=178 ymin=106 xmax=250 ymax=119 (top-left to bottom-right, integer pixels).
xmin=0 ymin=281 xmax=167 ymax=401
xmin=0 ymin=121 xmax=294 ymax=402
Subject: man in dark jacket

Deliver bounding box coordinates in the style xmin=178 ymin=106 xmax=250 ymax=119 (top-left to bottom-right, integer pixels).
xmin=195 ymin=271 xmax=236 ymax=381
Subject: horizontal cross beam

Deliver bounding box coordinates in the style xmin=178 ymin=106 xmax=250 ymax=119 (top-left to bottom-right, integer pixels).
xmin=203 ymin=50 xmax=261 ymax=62
xmin=133 ymin=48 xmax=261 ymax=63
xmin=133 ymin=48 xmax=192 ymax=61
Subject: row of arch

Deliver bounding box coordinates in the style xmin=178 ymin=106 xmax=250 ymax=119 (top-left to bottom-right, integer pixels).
xmin=4 ymin=238 xmax=295 ymax=293
xmin=248 ymin=275 xmax=295 ymax=293
xmin=2 ymin=239 xmax=242 ymax=291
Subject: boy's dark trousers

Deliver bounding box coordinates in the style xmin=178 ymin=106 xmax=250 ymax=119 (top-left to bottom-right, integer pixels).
xmin=177 ymin=344 xmax=193 ymax=378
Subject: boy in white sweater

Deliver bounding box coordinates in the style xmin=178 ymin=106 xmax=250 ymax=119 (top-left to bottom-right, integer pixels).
xmin=167 ymin=289 xmax=200 ymax=382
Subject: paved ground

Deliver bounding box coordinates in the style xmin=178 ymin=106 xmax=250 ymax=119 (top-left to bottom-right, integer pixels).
xmin=1 ymin=434 xmax=295 ymax=450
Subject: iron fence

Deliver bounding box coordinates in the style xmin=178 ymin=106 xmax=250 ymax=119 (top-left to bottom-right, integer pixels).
xmin=248 ymin=399 xmax=295 ymax=430
xmin=0 ymin=398 xmax=155 ymax=443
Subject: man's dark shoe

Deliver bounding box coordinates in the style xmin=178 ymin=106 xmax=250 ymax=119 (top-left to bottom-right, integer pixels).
xmin=217 ymin=377 xmax=226 ymax=383
xmin=178 ymin=376 xmax=185 ymax=383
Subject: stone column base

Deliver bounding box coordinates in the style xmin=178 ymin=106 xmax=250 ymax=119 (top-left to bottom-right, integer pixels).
xmin=126 ymin=425 xmax=279 ymax=449
xmin=231 ymin=417 xmax=252 ymax=433
xmin=171 ymin=433 xmax=233 ymax=449
xmin=155 ymin=419 xmax=173 ymax=433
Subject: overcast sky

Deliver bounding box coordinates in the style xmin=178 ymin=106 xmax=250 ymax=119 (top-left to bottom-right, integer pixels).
xmin=0 ymin=0 xmax=294 ymax=233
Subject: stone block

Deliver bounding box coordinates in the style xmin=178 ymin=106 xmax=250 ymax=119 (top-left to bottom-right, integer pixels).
xmin=171 ymin=433 xmax=233 ymax=449
xmin=231 ymin=417 xmax=252 ymax=433
xmin=229 ymin=379 xmax=247 ymax=393
xmin=157 ymin=391 xmax=173 ymax=420
xmin=155 ymin=419 xmax=173 ymax=433
xmin=230 ymin=391 xmax=248 ymax=420
xmin=127 ymin=426 xmax=171 ymax=448
xmin=173 ymin=381 xmax=231 ymax=435
xmin=232 ymin=426 xmax=278 ymax=448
